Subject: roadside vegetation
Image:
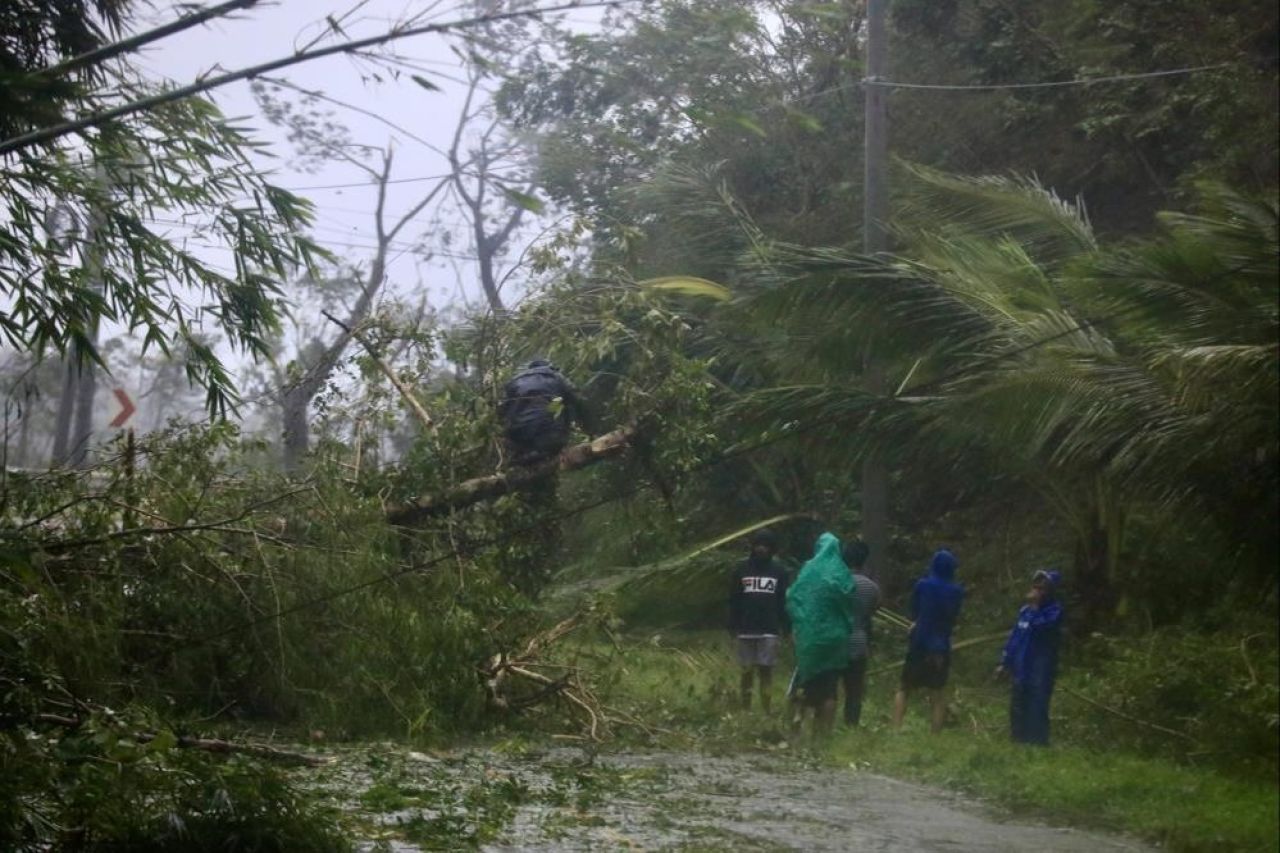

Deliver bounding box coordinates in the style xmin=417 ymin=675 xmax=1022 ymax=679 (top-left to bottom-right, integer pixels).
xmin=2 ymin=0 xmax=1276 ymax=850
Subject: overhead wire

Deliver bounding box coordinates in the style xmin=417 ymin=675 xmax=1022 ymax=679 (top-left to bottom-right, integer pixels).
xmin=777 ymin=59 xmax=1249 ymax=110
xmin=862 ymin=61 xmax=1243 ymax=91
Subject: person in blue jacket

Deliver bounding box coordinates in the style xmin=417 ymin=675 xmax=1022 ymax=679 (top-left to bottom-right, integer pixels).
xmin=996 ymin=570 xmax=1064 ymax=745
xmin=893 ymin=549 xmax=964 ymax=733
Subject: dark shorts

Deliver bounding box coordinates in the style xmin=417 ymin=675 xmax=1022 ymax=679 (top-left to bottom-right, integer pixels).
xmin=797 ymin=669 xmax=840 ymax=707
xmin=900 ymin=648 xmax=950 ymax=690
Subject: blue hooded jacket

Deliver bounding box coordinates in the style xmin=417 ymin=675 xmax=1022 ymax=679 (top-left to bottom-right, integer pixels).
xmin=908 ymin=550 xmax=964 ymax=653
xmin=1000 ymin=572 xmax=1064 ymax=686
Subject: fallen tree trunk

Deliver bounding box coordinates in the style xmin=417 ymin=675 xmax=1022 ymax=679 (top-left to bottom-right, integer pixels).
xmin=386 ymin=423 xmax=639 ymax=526
xmin=33 ymin=713 xmax=327 ymax=766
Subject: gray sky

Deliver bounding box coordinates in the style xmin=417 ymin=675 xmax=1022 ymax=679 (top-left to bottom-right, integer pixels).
xmin=5 ymin=1 xmax=613 ymax=452
xmin=118 ymin=0 xmax=606 ymax=424
xmin=139 ymin=0 xmax=516 ymax=312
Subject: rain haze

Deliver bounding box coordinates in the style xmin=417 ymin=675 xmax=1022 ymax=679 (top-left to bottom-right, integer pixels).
xmin=1 ymin=2 xmax=1276 ymax=850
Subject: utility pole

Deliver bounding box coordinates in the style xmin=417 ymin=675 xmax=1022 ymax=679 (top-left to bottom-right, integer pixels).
xmin=861 ymin=0 xmax=890 ymax=578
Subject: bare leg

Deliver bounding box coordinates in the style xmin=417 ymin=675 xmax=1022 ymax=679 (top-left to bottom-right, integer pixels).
xmin=929 ymin=688 xmax=947 ymax=733
xmin=893 ymin=689 xmax=909 ymax=728
xmin=739 ymin=668 xmax=754 ymax=709
xmin=757 ymin=666 xmax=773 ymax=713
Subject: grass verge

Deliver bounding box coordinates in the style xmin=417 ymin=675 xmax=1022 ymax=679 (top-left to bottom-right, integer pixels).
xmin=578 ymin=629 xmax=1280 ymax=853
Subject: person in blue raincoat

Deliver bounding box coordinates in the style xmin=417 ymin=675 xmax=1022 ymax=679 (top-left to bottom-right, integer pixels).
xmin=996 ymin=570 xmax=1064 ymax=745
xmin=893 ymin=549 xmax=964 ymax=733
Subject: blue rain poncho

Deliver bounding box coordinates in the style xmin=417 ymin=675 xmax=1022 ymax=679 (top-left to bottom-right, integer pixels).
xmin=785 ymin=533 xmax=855 ymax=686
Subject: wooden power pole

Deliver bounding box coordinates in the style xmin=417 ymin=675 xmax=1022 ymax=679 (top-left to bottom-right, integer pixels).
xmin=861 ymin=0 xmax=890 ymax=578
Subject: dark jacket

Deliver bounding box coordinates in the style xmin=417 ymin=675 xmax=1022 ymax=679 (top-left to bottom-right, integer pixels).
xmin=1001 ymin=599 xmax=1063 ymax=686
xmin=729 ymin=556 xmax=789 ymax=637
xmin=499 ymin=364 xmax=583 ymax=438
xmin=908 ymin=550 xmax=964 ymax=653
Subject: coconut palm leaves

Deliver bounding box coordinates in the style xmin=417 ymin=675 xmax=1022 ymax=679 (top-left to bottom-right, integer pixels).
xmin=644 ymin=162 xmax=1276 ymax=596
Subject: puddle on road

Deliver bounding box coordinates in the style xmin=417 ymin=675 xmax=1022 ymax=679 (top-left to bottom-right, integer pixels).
xmin=298 ymin=745 xmax=1153 ymax=852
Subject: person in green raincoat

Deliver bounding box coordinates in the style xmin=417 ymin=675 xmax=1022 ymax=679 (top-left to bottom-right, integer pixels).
xmin=785 ymin=532 xmax=855 ymax=738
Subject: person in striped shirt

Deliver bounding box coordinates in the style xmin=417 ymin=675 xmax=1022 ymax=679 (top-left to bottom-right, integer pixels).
xmin=841 ymin=539 xmax=881 ymax=726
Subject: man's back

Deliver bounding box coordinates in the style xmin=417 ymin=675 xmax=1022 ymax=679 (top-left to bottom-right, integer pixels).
xmin=501 ymin=364 xmax=573 ymax=431
xmin=849 ymin=573 xmax=880 ymax=659
xmin=729 ymin=557 xmax=789 ymax=637
xmin=909 ymin=550 xmax=963 ymax=653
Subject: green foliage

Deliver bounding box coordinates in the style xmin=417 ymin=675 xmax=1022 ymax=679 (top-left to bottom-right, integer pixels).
xmin=0 ymin=708 xmax=347 ymax=851
xmin=633 ymin=163 xmax=1276 ymax=617
xmin=0 ymin=3 xmax=326 ymax=413
xmin=0 ymin=422 xmax=535 ymax=736
xmin=1066 ymin=628 xmax=1280 ymax=780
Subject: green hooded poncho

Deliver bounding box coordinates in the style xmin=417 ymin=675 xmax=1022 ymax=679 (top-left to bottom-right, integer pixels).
xmin=785 ymin=532 xmax=855 ymax=686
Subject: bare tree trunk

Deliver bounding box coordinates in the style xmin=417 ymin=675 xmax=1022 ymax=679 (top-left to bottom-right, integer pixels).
xmin=448 ymin=69 xmax=534 ymax=316
xmin=51 ymin=359 xmax=77 ymax=465
xmin=279 ymin=148 xmax=449 ymax=472
xmin=64 ymin=169 xmax=108 ymax=469
xmin=67 ymin=334 xmax=99 ymax=469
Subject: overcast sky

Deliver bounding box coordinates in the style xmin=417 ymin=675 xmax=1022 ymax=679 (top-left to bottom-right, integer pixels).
xmin=3 ymin=1 xmax=615 ymax=449
xmin=136 ymin=0 xmax=605 ymax=318
xmin=85 ymin=0 xmax=610 ymax=424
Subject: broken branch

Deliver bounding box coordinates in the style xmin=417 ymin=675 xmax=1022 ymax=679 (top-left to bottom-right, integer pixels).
xmin=387 ymin=424 xmax=640 ymax=526
xmin=322 ymin=310 xmax=436 ymax=435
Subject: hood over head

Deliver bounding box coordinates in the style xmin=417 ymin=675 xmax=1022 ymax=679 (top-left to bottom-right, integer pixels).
xmin=928 ymin=549 xmax=957 ymax=581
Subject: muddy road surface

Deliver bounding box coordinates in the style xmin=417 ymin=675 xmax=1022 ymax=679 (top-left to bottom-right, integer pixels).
xmin=303 ymin=746 xmax=1153 ymax=851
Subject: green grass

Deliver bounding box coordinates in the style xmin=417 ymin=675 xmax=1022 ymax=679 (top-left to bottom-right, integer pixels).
xmin=828 ymin=730 xmax=1278 ymax=852
xmin=580 ymin=629 xmax=1280 ymax=853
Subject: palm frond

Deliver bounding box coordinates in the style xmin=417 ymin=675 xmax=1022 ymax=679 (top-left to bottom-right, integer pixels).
xmin=895 ymin=162 xmax=1097 ymax=264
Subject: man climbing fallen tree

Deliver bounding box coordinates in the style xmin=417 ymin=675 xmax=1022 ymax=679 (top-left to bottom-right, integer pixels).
xmin=385 ymin=425 xmax=638 ymax=526
xmin=499 ymin=359 xmax=590 ymax=466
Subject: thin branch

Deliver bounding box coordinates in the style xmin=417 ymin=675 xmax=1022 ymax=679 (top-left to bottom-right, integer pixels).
xmin=9 ymin=493 xmax=110 ymax=533
xmin=39 ymin=0 xmax=261 ymax=79
xmin=37 ymin=487 xmax=310 ymax=551
xmin=0 ymin=1 xmax=632 ymax=156
xmin=259 ymin=75 xmax=446 ymax=156
xmin=34 ymin=712 xmax=327 ymax=765
xmin=295 ymin=0 xmax=377 ymax=53
xmin=321 ymin=310 xmax=436 ymax=434
xmin=1061 ymin=686 xmax=1200 ymax=743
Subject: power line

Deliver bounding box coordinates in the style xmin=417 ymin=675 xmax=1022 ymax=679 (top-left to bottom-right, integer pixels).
xmin=279 ymin=163 xmax=526 ymax=193
xmin=778 ymin=60 xmax=1246 ymax=110
xmin=863 ymin=62 xmax=1240 ymax=92
xmin=280 ymin=173 xmax=452 ymax=191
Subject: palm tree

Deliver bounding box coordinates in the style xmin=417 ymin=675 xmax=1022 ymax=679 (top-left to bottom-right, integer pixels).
xmin=644 ymin=163 xmax=1277 ymax=622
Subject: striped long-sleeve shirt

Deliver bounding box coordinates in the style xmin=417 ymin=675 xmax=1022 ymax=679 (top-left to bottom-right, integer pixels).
xmin=848 ymin=573 xmax=881 ymax=660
